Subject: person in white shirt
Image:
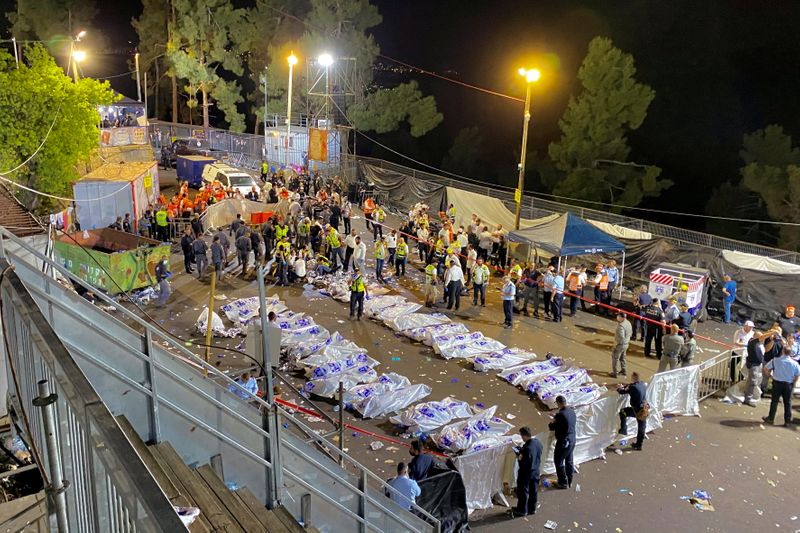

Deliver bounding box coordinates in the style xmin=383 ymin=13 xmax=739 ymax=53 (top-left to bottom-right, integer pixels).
xmin=471 ymin=257 xmax=490 ymax=306
xmin=343 ymin=229 xmax=358 ymax=272
xmin=386 ymin=230 xmax=398 ymax=264
xmin=478 ymin=227 xmax=493 ymax=261
xmin=501 ymin=275 xmax=517 ymax=328
xmin=438 ymin=225 xmax=450 ymax=247
xmin=465 ymin=244 xmax=478 ymax=288
xmin=732 ymin=320 xmax=755 ymax=381
xmin=444 ymin=260 xmax=465 ymax=311
xmin=353 ymin=236 xmax=367 ymax=273
xmin=456 ymin=227 xmax=469 ymax=271
xmin=416 ymin=226 xmax=429 ymax=262
xmin=290 ymin=255 xmax=307 ymax=282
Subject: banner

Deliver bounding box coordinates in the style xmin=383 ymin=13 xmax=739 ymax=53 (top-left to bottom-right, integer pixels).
xmin=308 ymin=128 xmax=328 ymax=162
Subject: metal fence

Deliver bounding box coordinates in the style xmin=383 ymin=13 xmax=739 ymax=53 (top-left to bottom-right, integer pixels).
xmin=0 ymin=228 xmax=437 ymax=533
xmin=0 ymin=260 xmax=185 ymax=532
xmin=697 ymin=350 xmax=739 ymax=401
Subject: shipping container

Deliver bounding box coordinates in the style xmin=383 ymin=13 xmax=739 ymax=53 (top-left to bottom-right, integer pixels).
xmin=176 ymin=154 xmax=217 ymax=188
xmin=53 ymin=228 xmax=171 ymax=294
xmin=73 ymin=161 xmax=159 ymax=232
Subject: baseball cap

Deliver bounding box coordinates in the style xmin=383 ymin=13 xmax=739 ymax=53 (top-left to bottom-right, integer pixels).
xmin=744 ymin=320 xmax=755 ymax=327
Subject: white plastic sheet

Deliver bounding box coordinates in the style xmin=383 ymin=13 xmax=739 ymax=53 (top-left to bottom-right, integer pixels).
xmin=356 ymin=384 xmax=432 ymax=419
xmin=288 ymin=333 xmax=345 ymax=359
xmin=410 ymin=322 xmax=469 ymax=344
xmin=466 ymin=434 xmax=523 ymax=454
xmin=439 ymin=338 xmax=506 ymax=360
xmin=281 ymin=324 xmax=330 ymax=346
xmin=432 ymin=332 xmax=484 ymax=354
xmin=304 ymin=353 xmax=380 ymax=380
xmin=453 ymin=441 xmax=517 ymax=513
xmin=385 ymin=312 xmax=450 ymax=332
xmin=304 ymin=366 xmax=378 ymax=398
xmin=522 ymin=367 xmax=590 ymax=396
xmin=196 ymin=308 xmax=241 ymax=338
xmin=539 ymin=384 xmax=607 ymax=410
xmin=472 ymin=348 xmax=537 ymax=372
xmin=297 ymin=342 xmax=367 ymax=367
xmin=364 ymin=295 xmax=406 ymax=317
xmin=434 ymin=406 xmax=514 ymax=453
xmin=343 ymin=373 xmax=410 ymax=406
xmin=221 ymin=296 xmax=286 ymax=327
xmin=389 ymin=397 xmax=473 ymax=434
xmin=498 ymin=358 xmax=564 ymax=386
xmin=374 ymin=302 xmax=422 ymax=321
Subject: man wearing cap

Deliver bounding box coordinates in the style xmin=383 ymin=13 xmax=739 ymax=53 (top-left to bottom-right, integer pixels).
xmin=611 ymin=313 xmax=632 ymax=377
xmin=732 ymin=320 xmax=755 ymax=382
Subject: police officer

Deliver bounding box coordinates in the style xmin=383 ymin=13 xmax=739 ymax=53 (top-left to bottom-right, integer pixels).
xmin=349 ymin=268 xmax=368 ymax=321
xmin=155 ymin=206 xmax=169 ymax=242
xmin=762 ymin=347 xmax=800 ymax=426
xmin=511 ymin=427 xmax=542 ymax=518
xmin=236 ymin=230 xmax=252 ymax=276
xmin=549 ymin=395 xmax=576 ymax=489
xmin=192 ymin=234 xmax=209 ymax=279
xmin=180 ymin=227 xmax=195 ymax=274
xmin=643 ymin=298 xmax=666 ymax=359
xmin=617 ymin=372 xmax=647 ymax=450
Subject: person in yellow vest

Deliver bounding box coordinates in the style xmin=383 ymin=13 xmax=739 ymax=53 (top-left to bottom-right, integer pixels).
xmin=395 ymin=237 xmax=409 ymax=277
xmin=447 ymin=203 xmax=456 ymax=224
xmin=155 ymin=206 xmax=169 ymax=241
xmin=260 ymin=161 xmax=269 ymax=183
xmin=509 ymin=259 xmax=523 ymax=283
xmin=374 ymin=238 xmax=387 ymax=283
xmin=326 ymin=226 xmax=343 ymax=270
xmin=275 ymin=222 xmax=289 ymax=243
xmin=276 ymin=236 xmax=291 ymax=257
xmin=593 ymin=263 xmax=610 ymax=316
xmin=424 ymin=262 xmax=438 ymax=307
xmin=349 ymin=268 xmax=369 ymax=320
xmin=373 ymin=205 xmax=386 ymax=240
xmin=315 ymin=254 xmax=332 ymax=276
xmin=471 ymin=257 xmax=490 ymax=307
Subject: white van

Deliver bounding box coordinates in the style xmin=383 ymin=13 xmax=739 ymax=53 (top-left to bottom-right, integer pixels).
xmin=201 ymin=163 xmax=260 ymax=197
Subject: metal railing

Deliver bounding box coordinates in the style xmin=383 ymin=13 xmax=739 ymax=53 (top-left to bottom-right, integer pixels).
xmin=697 ymin=350 xmax=738 ymax=401
xmin=0 ymin=228 xmax=437 ymax=533
xmin=0 ymin=261 xmax=186 ymax=532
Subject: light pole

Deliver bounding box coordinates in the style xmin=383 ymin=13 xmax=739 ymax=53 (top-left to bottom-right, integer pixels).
xmin=286 ymin=52 xmax=298 ymax=167
xmin=260 ymin=67 xmax=268 ymax=158
xmin=134 ymin=51 xmax=142 ymax=101
xmin=514 ymin=67 xmax=540 ymax=230
xmin=318 ymin=53 xmax=333 ymax=176
xmin=69 ymin=30 xmax=87 ymax=82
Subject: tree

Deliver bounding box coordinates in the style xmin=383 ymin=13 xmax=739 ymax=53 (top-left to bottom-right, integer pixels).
xmin=442 ymin=127 xmax=482 ymax=176
xmin=167 ymin=0 xmax=251 ymax=132
xmin=548 ymin=36 xmax=670 ymax=208
xmin=739 ymin=125 xmax=800 ymax=249
xmin=132 ymin=0 xmax=174 ymax=122
xmin=0 ymin=45 xmax=118 ymax=212
xmin=348 ymin=81 xmax=442 ymax=137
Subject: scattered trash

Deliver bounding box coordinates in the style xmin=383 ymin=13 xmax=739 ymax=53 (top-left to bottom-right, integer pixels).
xmin=391 ymin=357 xmax=401 ymax=361
xmin=543 ymin=520 xmax=557 ymax=530
xmin=614 ymin=449 xmax=623 ymax=455
xmin=506 ymin=413 xmax=516 ymax=420
xmin=575 ymin=484 xmax=581 ymax=492
xmin=225 ymin=481 xmax=239 ymax=491
xmin=685 ymin=490 xmax=714 ymax=512
xmin=213 ymin=294 xmax=228 ymax=300
xmin=370 ymin=441 xmax=384 ymax=451
xmin=174 ymin=506 xmax=201 ymax=527
xmin=767 ymin=479 xmax=776 ymax=487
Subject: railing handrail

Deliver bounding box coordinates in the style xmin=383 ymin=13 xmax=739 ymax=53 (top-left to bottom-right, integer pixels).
xmin=0 ymin=261 xmax=186 ymax=532
xmin=0 ymin=227 xmax=439 ymax=532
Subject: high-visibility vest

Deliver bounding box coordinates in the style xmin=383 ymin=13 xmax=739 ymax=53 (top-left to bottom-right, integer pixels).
xmin=447 ymin=207 xmax=456 ymax=218
xmin=568 ymin=273 xmax=581 ymax=291
xmin=317 ymin=255 xmax=330 ymax=267
xmin=374 ymin=244 xmax=385 ymax=259
xmin=277 ymin=241 xmax=291 ymax=254
xmin=435 ymin=240 xmax=444 ymax=253
xmin=510 ymin=264 xmax=522 ymax=280
xmin=327 ymin=231 xmax=340 ymax=248
xmin=275 ymin=225 xmax=289 ymax=239
xmin=155 ymin=210 xmax=168 ymax=226
xmin=261 ymin=162 xmax=268 ymax=174
xmin=350 ymin=276 xmax=365 ymax=292
xmin=472 ymin=264 xmax=489 ymax=284
xmin=598 ymin=273 xmax=609 ymax=291
xmin=376 ymin=209 xmax=386 ymax=222
xmin=396 ymin=243 xmax=408 ymax=258
xmin=447 ymin=244 xmax=457 ymax=255
xmin=425 ymin=264 xmax=437 ymax=284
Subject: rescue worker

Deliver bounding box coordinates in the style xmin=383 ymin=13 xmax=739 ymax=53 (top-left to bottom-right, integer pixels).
xmin=192 ymin=234 xmax=209 ymax=280
xmin=236 ymin=230 xmax=253 ymax=276
xmin=511 ymin=427 xmax=542 ymax=518
xmin=155 ymin=205 xmax=169 ymax=242
xmin=593 ymin=263 xmax=609 ymax=316
xmin=447 ymin=203 xmax=456 ymax=224
xmin=326 ymin=226 xmax=343 ymax=270
xmin=395 ymin=237 xmax=409 ymax=277
xmin=154 ymin=258 xmax=171 ymax=307
xmin=374 ymin=238 xmax=387 ymax=282
xmin=424 ymin=262 xmax=438 ymax=307
xmin=471 ymin=257 xmax=490 ymax=307
xmin=363 ymin=196 xmax=376 ymax=231
xmin=373 ymin=204 xmax=386 ymax=240
xmin=349 ymin=268 xmax=368 ymax=320
xmin=643 ymin=298 xmax=666 ymax=360
xmin=260 ymin=160 xmax=269 ymax=183
xmin=566 ymin=267 xmax=583 ymax=317
xmin=509 ymin=259 xmax=523 ymax=283
xmin=180 ymin=227 xmax=195 ymax=274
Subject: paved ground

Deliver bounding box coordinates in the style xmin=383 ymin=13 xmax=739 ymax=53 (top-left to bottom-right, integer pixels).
xmin=123 ymin=203 xmax=800 ymax=533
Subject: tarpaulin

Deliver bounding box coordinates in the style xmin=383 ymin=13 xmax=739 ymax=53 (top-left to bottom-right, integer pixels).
xmin=389 ymin=397 xmax=473 ymax=434
xmin=722 ymin=249 xmax=800 ymax=274
xmin=435 ymin=406 xmax=514 ymax=453
xmin=343 ymin=373 xmax=410 ymax=406
xmin=439 ymin=338 xmax=506 ymax=360
xmin=356 ymin=383 xmax=432 ymax=419
xmin=453 ymin=440 xmax=517 ymax=512
xmin=471 ymin=348 xmax=537 ymax=372
xmin=361 ymin=163 xmax=447 ymax=213
xmin=498 ymin=358 xmax=564 ymax=387
xmin=508 ymin=212 xmax=626 ymax=256
xmin=417 ymin=471 xmax=470 ymax=533
xmin=202 ymin=198 xmax=282 ymax=230
xmin=444 ymin=186 xmax=557 ymax=231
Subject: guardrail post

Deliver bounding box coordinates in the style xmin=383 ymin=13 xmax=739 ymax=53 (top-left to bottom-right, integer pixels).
xmin=143 ymin=328 xmax=161 ymax=443
xmin=359 ymin=469 xmax=368 ymax=533
xmin=33 ymin=380 xmax=69 ymax=533
xmin=338 ymin=381 xmax=344 ymax=468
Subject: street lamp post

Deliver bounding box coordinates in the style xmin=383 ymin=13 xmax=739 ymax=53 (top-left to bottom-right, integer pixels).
xmin=514 ymin=67 xmax=541 ymax=230
xmin=69 ymin=30 xmax=87 ymax=83
xmin=318 ymin=53 xmax=333 ymax=177
xmin=286 ymin=52 xmax=298 ymax=168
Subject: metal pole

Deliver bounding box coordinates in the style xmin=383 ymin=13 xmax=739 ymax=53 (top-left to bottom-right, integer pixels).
xmin=12 ymin=37 xmax=19 ymax=68
xmin=135 ymin=52 xmax=142 ymax=102
xmin=204 ymin=267 xmax=217 ymax=375
xmin=286 ymin=61 xmax=294 ymax=168
xmin=33 ymin=380 xmax=69 ymax=533
xmin=143 ymin=71 xmax=148 ymax=119
xmin=256 ymin=265 xmax=281 ymax=508
xmin=263 ymin=67 xmax=268 ymax=159
xmin=514 ymin=82 xmax=532 ymax=230
xmin=69 ymin=41 xmax=80 ymax=82
xmin=338 ymin=381 xmax=344 ymax=468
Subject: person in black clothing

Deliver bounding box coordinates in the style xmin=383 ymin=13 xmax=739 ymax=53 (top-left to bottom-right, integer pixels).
xmin=761 ymin=326 xmax=784 ymax=396
xmin=250 ymin=231 xmax=263 ymax=265
xmin=109 ymin=216 xmax=123 ymax=231
xmin=643 ymin=299 xmax=666 ymax=359
xmin=617 ymin=372 xmax=647 ymax=450
xmin=511 ymin=426 xmax=542 ymax=518
xmin=230 ymin=214 xmax=243 ymax=237
xmin=122 ymin=213 xmax=132 ymax=233
xmin=548 ymin=395 xmax=576 ymax=489
xmin=180 ymin=228 xmax=195 ymax=274
xmin=408 ymin=440 xmax=444 ymax=482
xmin=191 ymin=214 xmax=203 ymax=238
xmin=675 ymin=303 xmax=694 ymax=333
xmin=329 ymin=203 xmax=341 ymax=231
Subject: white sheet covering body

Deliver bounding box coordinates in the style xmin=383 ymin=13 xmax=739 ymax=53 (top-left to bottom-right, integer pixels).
xmin=356 ymin=384 xmax=432 ymax=419
xmin=304 ymin=366 xmax=378 ymax=398
xmin=472 ymin=348 xmax=537 ymax=372
xmin=539 ymin=384 xmax=607 ymax=409
xmin=523 ymin=367 xmax=590 ymax=396
xmin=343 ymin=373 xmax=411 ymax=406
xmin=498 ymin=358 xmax=564 ymax=386
xmin=435 ymin=406 xmax=514 ymax=453
xmin=439 ymin=338 xmax=506 ymax=360
xmin=411 ymin=322 xmax=470 ymax=344
xmin=385 ymin=312 xmax=451 ymax=332
xmin=389 ymin=397 xmax=473 ymax=434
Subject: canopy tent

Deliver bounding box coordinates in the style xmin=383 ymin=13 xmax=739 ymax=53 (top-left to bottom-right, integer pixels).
xmin=509 ymin=212 xmax=628 ymax=295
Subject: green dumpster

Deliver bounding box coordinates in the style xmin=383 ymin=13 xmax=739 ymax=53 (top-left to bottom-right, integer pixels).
xmin=54 ymin=228 xmax=172 ymax=294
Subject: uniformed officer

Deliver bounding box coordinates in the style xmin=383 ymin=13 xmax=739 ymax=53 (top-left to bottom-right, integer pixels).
xmin=511 ymin=427 xmax=542 ymax=518
xmin=617 ymin=372 xmax=648 ymax=450
xmin=549 ymin=395 xmax=576 ymax=489
xmin=643 ymin=298 xmax=666 ymax=359
xmin=762 ymin=347 xmax=800 ymax=426
xmin=155 ymin=206 xmax=169 ymax=241
xmin=349 ymin=268 xmax=369 ymax=320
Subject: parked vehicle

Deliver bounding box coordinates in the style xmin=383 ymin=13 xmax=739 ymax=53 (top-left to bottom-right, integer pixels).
xmin=201 ymin=163 xmax=260 ymax=197
xmin=176 ymin=155 xmax=216 ymax=188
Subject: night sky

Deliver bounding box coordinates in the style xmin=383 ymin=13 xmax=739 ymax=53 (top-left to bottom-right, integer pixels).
xmin=7 ymin=0 xmax=800 ymax=237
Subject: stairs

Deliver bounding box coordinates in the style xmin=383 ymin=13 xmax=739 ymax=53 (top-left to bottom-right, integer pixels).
xmin=117 ymin=416 xmax=309 ymax=533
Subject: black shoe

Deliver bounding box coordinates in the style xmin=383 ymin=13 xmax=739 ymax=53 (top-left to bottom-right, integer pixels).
xmin=619 ymin=371 xmax=627 ymax=376
xmin=631 ymin=445 xmax=642 ymax=451
xmin=762 ymin=416 xmax=774 ymax=424
xmin=555 ymin=483 xmax=569 ymax=490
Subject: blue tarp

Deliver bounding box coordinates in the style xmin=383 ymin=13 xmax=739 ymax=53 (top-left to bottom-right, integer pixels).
xmin=508 ymin=212 xmax=626 ymax=256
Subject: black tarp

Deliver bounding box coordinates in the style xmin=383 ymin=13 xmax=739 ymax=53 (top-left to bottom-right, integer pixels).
xmin=621 ymin=237 xmax=800 ymax=326
xmin=417 ymin=471 xmax=470 ymax=533
xmin=360 ymin=163 xmax=447 ymax=213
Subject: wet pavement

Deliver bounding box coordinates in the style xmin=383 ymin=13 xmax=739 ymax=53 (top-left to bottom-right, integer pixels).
xmin=121 ymin=208 xmax=800 ymax=533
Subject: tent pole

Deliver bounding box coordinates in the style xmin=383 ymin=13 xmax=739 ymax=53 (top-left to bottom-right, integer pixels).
xmin=557 ymin=255 xmax=562 ymax=274
xmin=619 ymin=251 xmax=626 ymax=299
